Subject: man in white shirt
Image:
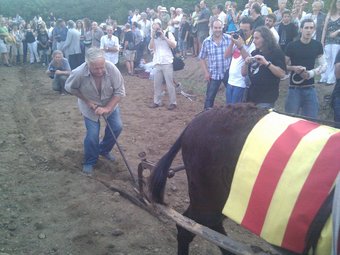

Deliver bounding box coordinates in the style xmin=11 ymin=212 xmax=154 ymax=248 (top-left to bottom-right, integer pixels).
xmin=226 ymin=17 xmax=255 ymax=103
xmin=100 ymin=26 xmax=119 ymax=65
xmin=265 ymin=14 xmax=280 ymax=43
xmin=217 ymin=4 xmax=227 ymax=27
xmin=148 ymin=20 xmax=177 ymax=110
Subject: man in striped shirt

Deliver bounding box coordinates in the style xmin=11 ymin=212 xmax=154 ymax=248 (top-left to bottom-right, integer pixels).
xmin=199 ymin=19 xmax=232 ymax=110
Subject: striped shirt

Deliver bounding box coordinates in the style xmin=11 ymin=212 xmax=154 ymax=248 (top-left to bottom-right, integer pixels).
xmin=199 ymin=34 xmax=231 ymax=80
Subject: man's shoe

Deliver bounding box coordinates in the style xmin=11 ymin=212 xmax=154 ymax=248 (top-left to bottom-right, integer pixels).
xmin=167 ymin=104 xmax=177 ymax=110
xmin=82 ymin=165 xmax=94 ymax=176
xmin=100 ymin=152 xmax=116 ymax=161
xmin=149 ymin=103 xmax=162 ymax=108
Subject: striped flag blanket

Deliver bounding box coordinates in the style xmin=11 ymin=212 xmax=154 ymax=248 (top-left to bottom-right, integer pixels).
xmin=223 ymin=112 xmax=340 ymax=254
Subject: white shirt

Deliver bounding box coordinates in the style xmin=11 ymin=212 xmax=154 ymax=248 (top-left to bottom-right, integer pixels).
xmin=173 ymin=14 xmax=183 ymax=29
xmin=100 ymin=34 xmax=119 ymax=65
xmin=228 ymin=41 xmax=256 ymax=88
xmin=151 ymin=31 xmax=176 ymax=65
xmin=218 ymin=11 xmax=227 ymax=25
xmin=139 ymin=19 xmax=151 ymax=38
xmin=270 ymin=27 xmax=280 ymax=44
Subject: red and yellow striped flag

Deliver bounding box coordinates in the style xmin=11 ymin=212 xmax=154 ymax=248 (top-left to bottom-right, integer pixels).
xmin=223 ymin=112 xmax=340 ymax=254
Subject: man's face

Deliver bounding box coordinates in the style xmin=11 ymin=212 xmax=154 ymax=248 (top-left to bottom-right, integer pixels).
xmin=200 ymin=1 xmax=205 ymax=9
xmin=212 ymin=20 xmax=223 ymax=37
xmin=278 ymin=1 xmax=287 ymax=9
xmin=239 ymin=23 xmax=252 ymax=39
xmin=53 ymin=53 xmax=63 ymax=63
xmin=88 ymin=58 xmax=106 ymax=78
xmin=92 ymin=22 xmax=98 ymax=31
xmin=265 ymin=17 xmax=275 ymax=28
xmin=106 ymin=28 xmax=113 ymax=37
xmin=300 ymin=22 xmax=315 ymax=40
xmin=282 ymin=14 xmax=291 ymax=24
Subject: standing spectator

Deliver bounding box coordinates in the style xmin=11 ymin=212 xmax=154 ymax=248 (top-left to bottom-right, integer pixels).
xmin=11 ymin=25 xmax=24 ymax=65
xmin=53 ymin=19 xmax=68 ymax=51
xmin=127 ymin=10 xmax=133 ymax=25
xmin=301 ymin=0 xmax=326 ymax=42
xmin=112 ymin=20 xmax=122 ymax=41
xmin=90 ymin=22 xmax=104 ymax=48
xmin=65 ymin=47 xmax=125 ymax=175
xmin=320 ymin=0 xmax=340 ymax=85
xmin=225 ymin=1 xmax=238 ymax=32
xmin=76 ymin=20 xmax=85 ymax=63
xmin=242 ymin=26 xmax=286 ymax=109
xmin=257 ymin=0 xmax=269 ymax=16
xmin=265 ymin=14 xmax=280 ymax=43
xmin=278 ymin=11 xmax=298 ymax=52
xmin=48 ymin=12 xmax=56 ymax=23
xmin=37 ymin=22 xmax=50 ymax=66
xmin=250 ymin=3 xmax=265 ymax=29
xmin=191 ymin=4 xmax=200 ymax=57
xmin=148 ymin=20 xmax=177 ymax=110
xmin=331 ymin=50 xmax=340 ymax=127
xmin=0 ymin=20 xmax=11 ymax=66
xmin=274 ymin=0 xmax=289 ymax=27
xmin=25 ymin=23 xmax=40 ymax=64
xmin=179 ymin=14 xmax=190 ymax=58
xmin=139 ymin=12 xmax=151 ymax=54
xmin=132 ymin=22 xmax=144 ymax=68
xmin=173 ymin=8 xmax=183 ymax=44
xmin=131 ymin=9 xmax=141 ymax=23
xmin=83 ymin=18 xmax=92 ymax=53
xmin=285 ymin=19 xmax=327 ymax=118
xmin=100 ymin=25 xmax=119 ymax=65
xmin=123 ymin=23 xmax=136 ymax=75
xmin=226 ymin=17 xmax=255 ymax=104
xmin=46 ymin=50 xmax=71 ymax=94
xmin=199 ymin=19 xmax=232 ymax=109
xmin=159 ymin=7 xmax=171 ymax=30
xmin=197 ymin=0 xmax=211 ymax=54
xmin=240 ymin=0 xmax=256 ymax=19
xmin=62 ymin=20 xmax=82 ymax=69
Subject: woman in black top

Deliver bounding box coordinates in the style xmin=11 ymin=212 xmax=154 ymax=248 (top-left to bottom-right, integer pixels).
xmin=242 ymin=26 xmax=286 ymax=109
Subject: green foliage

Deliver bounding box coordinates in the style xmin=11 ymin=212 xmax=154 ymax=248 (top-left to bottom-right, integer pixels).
xmin=0 ymin=0 xmax=334 ymax=24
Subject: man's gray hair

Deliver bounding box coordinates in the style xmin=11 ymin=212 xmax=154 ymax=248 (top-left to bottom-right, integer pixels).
xmin=85 ymin=47 xmax=105 ymax=63
xmin=52 ymin=50 xmax=63 ymax=58
xmin=67 ymin=20 xmax=75 ymax=28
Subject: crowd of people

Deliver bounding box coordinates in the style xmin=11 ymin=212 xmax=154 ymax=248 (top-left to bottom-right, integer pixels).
xmin=0 ymin=0 xmax=340 ymax=173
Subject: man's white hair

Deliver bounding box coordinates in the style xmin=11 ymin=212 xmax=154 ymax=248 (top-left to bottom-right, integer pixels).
xmin=85 ymin=47 xmax=105 ymax=63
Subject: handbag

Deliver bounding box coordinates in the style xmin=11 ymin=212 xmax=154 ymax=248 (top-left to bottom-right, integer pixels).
xmin=173 ymin=56 xmax=185 ymax=71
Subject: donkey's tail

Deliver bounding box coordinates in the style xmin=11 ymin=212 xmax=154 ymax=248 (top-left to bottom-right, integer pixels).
xmin=149 ymin=131 xmax=184 ymax=204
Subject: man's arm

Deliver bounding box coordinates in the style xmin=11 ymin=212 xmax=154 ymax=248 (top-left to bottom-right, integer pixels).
xmin=200 ymin=59 xmax=210 ymax=81
xmin=336 ymin=62 xmax=340 ymax=79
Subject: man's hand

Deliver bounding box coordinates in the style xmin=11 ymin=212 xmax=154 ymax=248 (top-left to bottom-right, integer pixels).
xmin=204 ymin=71 xmax=211 ymax=81
xmin=95 ymin=106 xmax=112 ymax=115
xmin=294 ymin=66 xmax=306 ymax=74
xmin=87 ymin=101 xmax=98 ymax=111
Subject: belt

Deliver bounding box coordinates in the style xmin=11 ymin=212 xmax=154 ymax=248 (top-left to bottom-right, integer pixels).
xmin=289 ymin=85 xmax=315 ymax=89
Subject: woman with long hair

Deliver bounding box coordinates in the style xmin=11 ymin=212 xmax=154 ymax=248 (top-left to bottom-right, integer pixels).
xmin=320 ymin=0 xmax=340 ymax=85
xmin=241 ymin=26 xmax=286 ymax=109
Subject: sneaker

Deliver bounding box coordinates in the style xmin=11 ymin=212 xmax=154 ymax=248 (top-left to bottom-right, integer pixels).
xmin=167 ymin=104 xmax=177 ymax=110
xmin=100 ymin=152 xmax=116 ymax=161
xmin=82 ymin=165 xmax=94 ymax=176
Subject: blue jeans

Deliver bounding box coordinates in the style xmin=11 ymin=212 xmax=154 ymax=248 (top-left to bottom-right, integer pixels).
xmin=285 ymin=87 xmax=319 ymax=118
xmin=226 ymin=84 xmax=246 ymax=104
xmin=204 ymin=71 xmax=229 ymax=110
xmin=83 ymin=107 xmax=122 ymax=166
xmin=333 ymin=97 xmax=340 ymax=128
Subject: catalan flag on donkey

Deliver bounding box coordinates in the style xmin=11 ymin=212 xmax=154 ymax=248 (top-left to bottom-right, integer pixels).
xmin=223 ymin=112 xmax=340 ymax=254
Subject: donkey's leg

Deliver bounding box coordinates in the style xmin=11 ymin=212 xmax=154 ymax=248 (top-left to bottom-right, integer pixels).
xmin=177 ymin=208 xmax=195 ymax=255
xmin=210 ymin=222 xmax=235 ymax=255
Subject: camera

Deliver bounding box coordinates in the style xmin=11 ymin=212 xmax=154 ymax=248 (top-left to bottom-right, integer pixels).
xmin=232 ymin=30 xmax=244 ymax=40
xmin=250 ymin=57 xmax=257 ymax=64
xmin=155 ymin=30 xmax=162 ymax=38
xmin=48 ymin=67 xmax=57 ymax=79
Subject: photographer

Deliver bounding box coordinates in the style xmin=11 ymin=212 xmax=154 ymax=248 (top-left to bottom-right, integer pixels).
xmin=225 ymin=17 xmax=255 ymax=104
xmin=148 ymin=20 xmax=177 ymax=110
xmin=46 ymin=50 xmax=71 ymax=95
xmin=241 ymin=26 xmax=286 ymax=109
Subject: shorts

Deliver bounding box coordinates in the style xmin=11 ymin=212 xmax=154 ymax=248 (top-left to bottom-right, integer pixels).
xmin=124 ymin=50 xmax=135 ymax=62
xmin=0 ymin=39 xmax=8 ymax=53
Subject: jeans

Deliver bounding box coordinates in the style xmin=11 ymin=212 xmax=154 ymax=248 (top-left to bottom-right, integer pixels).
xmin=204 ymin=71 xmax=229 ymax=110
xmin=285 ymin=87 xmax=319 ymax=118
xmin=226 ymin=84 xmax=246 ymax=104
xmin=83 ymin=107 xmax=123 ymax=166
xmin=332 ymin=97 xmax=340 ymax=128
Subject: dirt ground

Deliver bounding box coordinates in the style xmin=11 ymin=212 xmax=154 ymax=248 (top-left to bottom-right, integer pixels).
xmin=0 ymin=57 xmax=335 ymax=255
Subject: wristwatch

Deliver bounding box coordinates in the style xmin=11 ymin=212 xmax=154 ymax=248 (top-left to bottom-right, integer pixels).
xmin=266 ymin=61 xmax=272 ymax=68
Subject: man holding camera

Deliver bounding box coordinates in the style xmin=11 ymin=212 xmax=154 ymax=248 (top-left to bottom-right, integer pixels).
xmin=46 ymin=50 xmax=71 ymax=95
xmin=148 ymin=20 xmax=177 ymax=110
xmin=226 ymin=17 xmax=255 ymax=104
